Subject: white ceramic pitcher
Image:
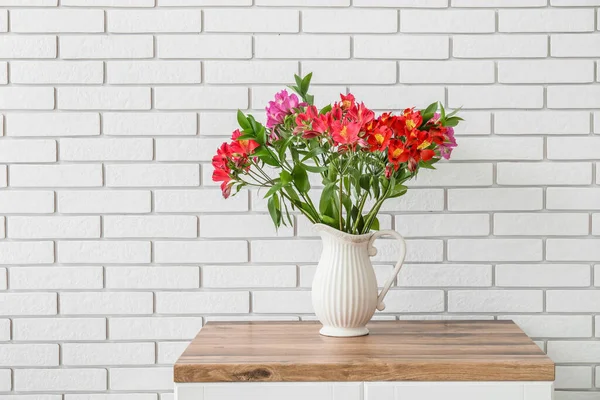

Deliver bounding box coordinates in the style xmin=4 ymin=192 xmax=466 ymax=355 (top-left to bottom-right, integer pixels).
xmin=311 ymin=223 xmax=407 ymax=337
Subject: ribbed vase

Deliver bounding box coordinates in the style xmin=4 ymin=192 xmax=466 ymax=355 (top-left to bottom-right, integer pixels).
xmin=312 ymin=224 xmax=378 ymax=337
xmin=311 ymin=223 xmax=407 ymax=337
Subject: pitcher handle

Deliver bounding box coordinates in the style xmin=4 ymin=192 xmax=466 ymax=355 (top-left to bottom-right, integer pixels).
xmin=368 ymin=229 xmax=407 ymax=312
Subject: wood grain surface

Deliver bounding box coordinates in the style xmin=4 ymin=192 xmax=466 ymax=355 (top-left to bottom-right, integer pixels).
xmin=174 ymin=320 xmax=554 ymax=383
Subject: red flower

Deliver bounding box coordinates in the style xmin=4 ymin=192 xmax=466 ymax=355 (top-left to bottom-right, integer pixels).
xmin=295 ymin=105 xmax=318 ymax=127
xmin=294 ymin=106 xmax=328 ymax=138
xmin=331 ymin=120 xmax=360 ymax=146
xmin=212 ymin=142 xmax=234 ymax=198
xmin=385 ymin=165 xmax=394 ymax=179
xmin=339 ymin=93 xmax=355 ymax=111
xmin=367 ymin=125 xmax=392 ymax=152
xmin=400 ymin=108 xmax=423 ymax=135
xmin=212 ymin=167 xmax=233 ymax=198
xmin=376 ymin=113 xmax=408 ymax=139
xmin=212 ymin=142 xmax=231 ymax=169
xmin=420 ymin=149 xmax=435 ymax=162
xmin=304 ymin=114 xmax=329 ymax=139
xmin=407 ymin=157 xmax=418 ymax=172
xmin=230 ymin=129 xmax=259 ymax=157
xmin=387 ymin=139 xmax=409 ymax=168
xmin=329 ymin=104 xmax=343 ymax=123
xmin=347 ymin=102 xmax=375 ymax=129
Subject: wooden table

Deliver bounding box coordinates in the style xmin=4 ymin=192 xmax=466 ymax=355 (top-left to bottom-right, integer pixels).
xmin=174 ymin=321 xmax=555 ymax=400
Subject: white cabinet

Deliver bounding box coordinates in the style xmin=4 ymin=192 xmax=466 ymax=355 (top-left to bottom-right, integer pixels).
xmin=365 ymin=382 xmax=553 ymax=400
xmin=176 ymin=382 xmax=361 ymax=400
xmin=175 ymin=381 xmax=553 ymax=400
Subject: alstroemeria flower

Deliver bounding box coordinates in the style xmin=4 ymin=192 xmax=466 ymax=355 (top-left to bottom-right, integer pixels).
xmin=265 ymin=90 xmax=300 ymax=128
xmin=309 ymin=116 xmax=329 ymax=138
xmin=388 ymin=139 xmax=409 ymax=168
xmin=439 ymin=127 xmax=457 ymax=160
xmin=367 ymin=125 xmax=392 ymax=152
xmin=212 ymin=167 xmax=233 ymax=198
xmin=348 ymin=102 xmax=375 ymax=129
xmin=230 ymin=129 xmax=259 ymax=157
xmin=329 ymin=104 xmax=343 ymax=122
xmin=339 ymin=93 xmax=356 ymax=111
xmin=428 ymin=113 xmax=457 ymax=160
xmin=331 ymin=120 xmax=360 ymax=146
xmin=212 ymin=142 xmax=231 ymax=170
xmin=212 ymin=142 xmax=234 ymax=198
xmin=294 ymin=105 xmax=320 ymax=137
xmin=415 ymin=130 xmax=432 ymax=150
xmin=400 ymin=108 xmax=423 ymax=135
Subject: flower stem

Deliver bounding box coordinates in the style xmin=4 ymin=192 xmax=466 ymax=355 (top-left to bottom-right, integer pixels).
xmin=338 ymin=174 xmax=343 ymax=231
xmin=352 ymin=192 xmax=369 ymax=234
xmin=247 ymin=161 xmax=319 ymax=225
xmin=362 ymin=183 xmax=391 ymax=234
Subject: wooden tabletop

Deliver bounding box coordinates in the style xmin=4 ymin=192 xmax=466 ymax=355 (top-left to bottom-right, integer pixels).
xmin=174 ymin=320 xmax=554 ymax=383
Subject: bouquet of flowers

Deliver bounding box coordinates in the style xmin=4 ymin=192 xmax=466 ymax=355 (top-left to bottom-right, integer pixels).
xmin=212 ymin=73 xmax=461 ymax=235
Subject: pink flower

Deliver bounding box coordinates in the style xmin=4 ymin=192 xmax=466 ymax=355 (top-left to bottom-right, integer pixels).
xmin=439 ymin=126 xmax=457 ymax=160
xmin=265 ymin=90 xmax=300 ymax=129
xmin=429 ymin=113 xmax=457 ymax=160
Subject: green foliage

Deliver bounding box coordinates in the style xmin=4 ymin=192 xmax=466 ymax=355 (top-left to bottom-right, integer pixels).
xmin=289 ymin=73 xmax=314 ymax=105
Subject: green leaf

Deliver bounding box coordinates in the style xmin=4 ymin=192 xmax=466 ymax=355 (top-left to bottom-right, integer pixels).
xmin=288 ymin=85 xmax=300 ymax=95
xmin=370 ymin=217 xmax=380 ymax=231
xmin=301 ymin=146 xmax=325 ymax=162
xmin=292 ymin=164 xmax=310 ymax=193
xmin=302 ymin=164 xmax=328 ymax=174
xmin=320 ymin=182 xmax=337 ymax=215
xmin=422 ymin=101 xmax=438 ymax=115
xmin=444 ymin=116 xmax=462 ymax=127
xmin=296 ymin=200 xmax=318 ymax=222
xmin=283 ymin=186 xmax=300 ymax=203
xmin=346 ymin=166 xmax=360 ymax=180
xmin=254 ymin=147 xmax=279 ymax=167
xmin=390 ymin=184 xmax=408 ymax=198
xmin=263 ymin=183 xmax=282 ymax=199
xmin=359 ymin=175 xmax=371 ymax=191
xmin=237 ymin=110 xmax=251 ymax=131
xmin=421 ymin=101 xmax=439 ymax=123
xmin=319 ymin=104 xmax=332 ymax=115
xmin=282 ymin=201 xmax=294 ymax=227
xmin=440 ymin=103 xmax=446 ymax=122
xmin=419 ymin=157 xmax=440 ymax=170
xmin=372 ymin=176 xmax=380 ymax=198
xmin=327 ymin=162 xmax=338 ymax=181
xmin=280 ymin=171 xmax=293 ymax=185
xmin=350 ymin=205 xmax=364 ymax=233
xmin=341 ymin=193 xmax=352 ymax=214
xmin=290 ymin=147 xmax=300 ymax=164
xmin=267 ymin=193 xmax=281 ymax=229
xmin=446 ymin=106 xmax=463 ymax=118
xmin=278 ymin=135 xmax=295 ymax=161
xmin=320 ymin=214 xmax=338 ymax=228
xmin=235 ymin=133 xmax=256 ymax=141
xmin=294 ymin=74 xmax=303 ymax=90
xmin=305 ymin=94 xmax=314 ymax=106
xmin=247 ymin=114 xmax=258 ymax=132
xmin=381 ymin=175 xmax=393 ymax=192
xmin=301 ymin=73 xmax=312 ymax=94
xmin=256 ymin=124 xmax=267 ymax=145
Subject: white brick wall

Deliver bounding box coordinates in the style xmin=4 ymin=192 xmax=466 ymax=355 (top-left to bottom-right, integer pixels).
xmin=0 ymin=2 xmax=598 ymax=400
